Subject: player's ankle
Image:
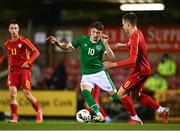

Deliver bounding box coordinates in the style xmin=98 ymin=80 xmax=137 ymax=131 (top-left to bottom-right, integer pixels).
xmin=96 ymin=112 xmax=103 ymax=116
xmin=157 ymin=106 xmax=166 ymax=113
xmin=131 ymin=115 xmax=141 ymax=121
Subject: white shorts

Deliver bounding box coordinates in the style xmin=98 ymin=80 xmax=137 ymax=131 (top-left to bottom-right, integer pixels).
xmin=80 ymin=70 xmax=116 ymax=92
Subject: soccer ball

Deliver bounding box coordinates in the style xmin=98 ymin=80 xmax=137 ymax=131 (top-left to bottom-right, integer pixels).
xmin=76 ymin=109 xmax=91 ymax=123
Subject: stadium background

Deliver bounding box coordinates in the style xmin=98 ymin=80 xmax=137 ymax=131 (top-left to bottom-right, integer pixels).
xmin=0 ymin=0 xmax=180 ymax=123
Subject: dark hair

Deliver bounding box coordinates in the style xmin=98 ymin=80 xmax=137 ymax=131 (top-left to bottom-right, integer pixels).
xmin=122 ymin=12 xmax=137 ymax=26
xmin=90 ymin=21 xmax=104 ymax=31
xmin=9 ymin=19 xmax=19 ymax=25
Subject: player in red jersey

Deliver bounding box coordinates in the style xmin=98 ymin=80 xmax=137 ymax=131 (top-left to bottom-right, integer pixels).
xmin=4 ymin=20 xmax=43 ymax=123
xmin=104 ymin=12 xmax=169 ymax=125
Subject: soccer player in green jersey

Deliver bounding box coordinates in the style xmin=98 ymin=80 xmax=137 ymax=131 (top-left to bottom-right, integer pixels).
xmin=47 ymin=21 xmax=120 ymax=122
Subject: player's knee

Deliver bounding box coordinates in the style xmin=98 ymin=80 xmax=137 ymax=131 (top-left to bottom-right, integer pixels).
xmin=118 ymin=92 xmax=126 ymax=99
xmin=80 ymin=84 xmax=92 ymax=92
xmin=10 ymin=92 xmax=17 ymax=99
xmin=117 ymin=87 xmax=127 ymax=99
xmin=10 ymin=88 xmax=17 ymax=99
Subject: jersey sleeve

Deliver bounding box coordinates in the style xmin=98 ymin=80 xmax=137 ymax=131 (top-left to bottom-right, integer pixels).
xmin=116 ymin=33 xmax=139 ymax=67
xmin=4 ymin=40 xmax=9 ymax=49
xmin=129 ymin=33 xmax=139 ymax=56
xmin=71 ymin=36 xmax=83 ymax=49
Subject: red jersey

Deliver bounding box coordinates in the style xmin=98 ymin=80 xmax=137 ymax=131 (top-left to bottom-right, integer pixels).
xmin=4 ymin=36 xmax=40 ymax=68
xmin=116 ymin=29 xmax=151 ymax=75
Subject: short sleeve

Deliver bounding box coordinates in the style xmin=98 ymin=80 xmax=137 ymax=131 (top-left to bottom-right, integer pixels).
xmin=71 ymin=36 xmax=83 ymax=49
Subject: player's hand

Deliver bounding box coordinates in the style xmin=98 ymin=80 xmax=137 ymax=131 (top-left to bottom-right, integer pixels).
xmin=46 ymin=36 xmax=57 ymax=44
xmin=101 ymin=34 xmax=109 ymax=44
xmin=21 ymin=61 xmax=30 ymax=68
xmin=115 ymin=43 xmax=127 ymax=48
xmin=103 ymin=61 xmax=117 ymax=69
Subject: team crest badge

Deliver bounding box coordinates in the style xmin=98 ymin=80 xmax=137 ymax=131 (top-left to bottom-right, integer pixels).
xmin=84 ymin=43 xmax=87 ymax=47
xmin=96 ymin=45 xmax=102 ymax=51
xmin=18 ymin=44 xmax=22 ymax=48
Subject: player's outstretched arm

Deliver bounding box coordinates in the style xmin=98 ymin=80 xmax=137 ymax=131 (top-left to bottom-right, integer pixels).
xmin=115 ymin=43 xmax=128 ymax=48
xmin=46 ymin=36 xmax=71 ymax=50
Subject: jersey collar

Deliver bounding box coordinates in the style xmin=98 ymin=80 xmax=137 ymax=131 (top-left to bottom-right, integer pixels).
xmin=90 ymin=36 xmax=100 ymax=44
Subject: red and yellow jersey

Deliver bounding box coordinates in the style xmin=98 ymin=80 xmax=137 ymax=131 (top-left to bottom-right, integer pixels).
xmin=4 ymin=36 xmax=40 ymax=68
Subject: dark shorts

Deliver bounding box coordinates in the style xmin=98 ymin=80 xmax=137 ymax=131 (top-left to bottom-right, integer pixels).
xmin=7 ymin=67 xmax=32 ymax=90
xmin=122 ymin=73 xmax=150 ymax=92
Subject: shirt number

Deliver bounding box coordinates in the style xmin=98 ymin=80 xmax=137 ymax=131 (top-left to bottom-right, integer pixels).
xmin=88 ymin=48 xmax=95 ymax=56
xmin=11 ymin=48 xmax=17 ymax=55
xmin=124 ymin=81 xmax=131 ymax=89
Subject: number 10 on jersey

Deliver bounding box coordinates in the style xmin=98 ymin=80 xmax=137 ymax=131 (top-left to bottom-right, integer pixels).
xmin=88 ymin=48 xmax=95 ymax=55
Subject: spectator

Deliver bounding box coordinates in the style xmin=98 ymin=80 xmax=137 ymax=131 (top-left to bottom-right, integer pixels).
xmin=144 ymin=73 xmax=168 ymax=92
xmin=42 ymin=67 xmax=54 ymax=90
xmin=52 ymin=59 xmax=67 ymax=90
xmin=157 ymin=53 xmax=177 ymax=77
xmin=31 ymin=63 xmax=41 ymax=89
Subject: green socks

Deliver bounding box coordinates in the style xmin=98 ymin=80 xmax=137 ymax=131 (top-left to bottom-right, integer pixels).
xmin=81 ymin=90 xmax=121 ymax=114
xmin=81 ymin=89 xmax=99 ymax=114
xmin=111 ymin=93 xmax=121 ymax=104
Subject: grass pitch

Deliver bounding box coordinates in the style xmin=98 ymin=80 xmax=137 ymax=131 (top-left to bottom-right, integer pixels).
xmin=0 ymin=121 xmax=179 ymax=130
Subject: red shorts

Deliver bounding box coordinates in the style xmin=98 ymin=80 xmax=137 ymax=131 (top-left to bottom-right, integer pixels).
xmin=122 ymin=73 xmax=150 ymax=92
xmin=7 ymin=67 xmax=32 ymax=90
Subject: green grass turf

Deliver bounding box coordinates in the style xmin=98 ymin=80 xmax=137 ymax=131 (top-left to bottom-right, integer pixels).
xmin=0 ymin=121 xmax=179 ymax=130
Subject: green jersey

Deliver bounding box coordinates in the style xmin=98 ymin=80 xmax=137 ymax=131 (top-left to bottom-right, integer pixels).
xmin=71 ymin=35 xmax=106 ymax=75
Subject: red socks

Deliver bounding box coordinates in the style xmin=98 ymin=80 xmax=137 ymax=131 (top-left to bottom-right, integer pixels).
xmin=11 ymin=102 xmax=41 ymax=115
xmin=121 ymin=95 xmax=136 ymax=116
xmin=10 ymin=104 xmax=17 ymax=115
xmin=99 ymin=107 xmax=108 ymax=117
xmin=32 ymin=101 xmax=41 ymax=112
xmin=120 ymin=93 xmax=160 ymax=117
xmin=139 ymin=93 xmax=159 ymax=110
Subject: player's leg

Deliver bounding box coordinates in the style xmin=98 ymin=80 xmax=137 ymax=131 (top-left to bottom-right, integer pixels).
xmin=22 ymin=89 xmax=43 ymax=123
xmin=117 ymin=75 xmax=143 ymax=125
xmin=94 ymin=71 xmax=121 ymax=107
xmin=92 ymin=71 xmax=121 ymax=122
xmin=7 ymin=69 xmax=19 ymax=123
xmin=92 ymin=86 xmax=112 ymax=123
xmin=137 ymin=85 xmax=169 ymax=124
xmin=81 ymin=85 xmax=104 ymax=121
xmin=8 ymin=86 xmax=18 ymax=123
xmin=118 ymin=86 xmax=142 ymax=124
xmin=21 ymin=69 xmax=43 ymax=123
xmin=81 ymin=74 xmax=105 ymax=122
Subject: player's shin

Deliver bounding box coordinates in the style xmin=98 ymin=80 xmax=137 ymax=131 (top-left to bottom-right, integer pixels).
xmin=139 ymin=93 xmax=159 ymax=110
xmin=81 ymin=89 xmax=101 ymax=115
xmin=32 ymin=101 xmax=41 ymax=112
